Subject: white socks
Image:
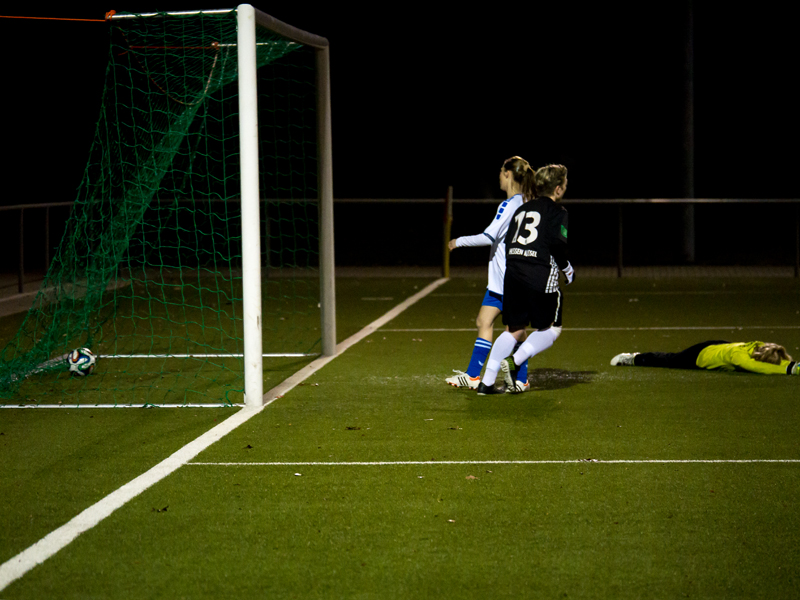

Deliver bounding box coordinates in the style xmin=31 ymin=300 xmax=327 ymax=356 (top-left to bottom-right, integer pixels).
xmin=482 ymin=331 xmax=518 ymax=386
xmin=513 ymin=328 xmax=560 ymax=365
xmin=483 ymin=327 xmax=562 ymax=386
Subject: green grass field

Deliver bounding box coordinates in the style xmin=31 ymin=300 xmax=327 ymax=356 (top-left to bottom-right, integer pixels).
xmin=1 ymin=274 xmax=799 ymax=598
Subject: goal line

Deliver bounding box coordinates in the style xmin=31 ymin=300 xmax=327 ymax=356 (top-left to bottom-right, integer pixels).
xmin=97 ymin=353 xmax=318 ymax=359
xmin=0 ymin=276 xmax=448 ymax=588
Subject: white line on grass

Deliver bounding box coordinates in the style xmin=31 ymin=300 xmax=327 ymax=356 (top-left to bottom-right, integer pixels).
xmin=0 ymin=404 xmax=245 ymax=409
xmin=381 ymin=325 xmax=800 ymax=332
xmin=188 ymin=459 xmax=800 ymax=466
xmin=565 ymin=291 xmax=800 ymax=296
xmin=0 ymin=406 xmax=257 ymax=591
xmin=97 ymin=353 xmax=317 ymax=359
xmin=259 ymin=278 xmax=449 ymax=405
xmin=433 ymin=291 xmax=800 ymax=297
xmin=0 ymin=277 xmax=449 ymax=592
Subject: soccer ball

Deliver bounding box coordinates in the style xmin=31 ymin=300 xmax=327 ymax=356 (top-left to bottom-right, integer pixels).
xmin=68 ymin=348 xmax=97 ymax=376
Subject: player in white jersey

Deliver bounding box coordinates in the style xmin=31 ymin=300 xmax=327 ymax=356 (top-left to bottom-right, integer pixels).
xmin=445 ymin=156 xmax=533 ymax=392
xmin=476 ymin=164 xmax=574 ymax=395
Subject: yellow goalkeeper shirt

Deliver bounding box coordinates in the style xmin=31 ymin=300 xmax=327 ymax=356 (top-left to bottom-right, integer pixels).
xmin=696 ymin=341 xmax=791 ymax=374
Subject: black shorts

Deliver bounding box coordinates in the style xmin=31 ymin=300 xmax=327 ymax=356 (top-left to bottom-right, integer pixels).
xmin=635 ymin=340 xmax=729 ymax=369
xmin=502 ymin=285 xmax=563 ymax=331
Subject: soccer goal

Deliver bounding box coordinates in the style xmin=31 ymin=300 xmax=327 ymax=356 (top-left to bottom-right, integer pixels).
xmin=0 ymin=5 xmax=334 ymax=408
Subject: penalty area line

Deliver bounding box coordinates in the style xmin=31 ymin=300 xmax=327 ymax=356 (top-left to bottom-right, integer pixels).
xmin=189 ymin=459 xmax=800 ymax=466
xmin=259 ymin=278 xmax=449 ymax=406
xmin=0 ymin=277 xmax=448 ymax=592
xmin=381 ymin=325 xmax=800 ymax=332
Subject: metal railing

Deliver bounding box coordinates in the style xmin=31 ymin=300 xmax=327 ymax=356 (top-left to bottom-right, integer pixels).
xmin=1 ymin=202 xmax=73 ymax=294
xmin=3 ymin=198 xmax=799 ymax=297
xmin=340 ymin=197 xmax=800 ymax=278
xmin=559 ymin=198 xmax=800 ymax=277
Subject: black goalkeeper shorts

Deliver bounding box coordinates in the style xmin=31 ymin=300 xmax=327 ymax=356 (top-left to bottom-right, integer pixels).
xmin=502 ymin=285 xmax=563 ymax=331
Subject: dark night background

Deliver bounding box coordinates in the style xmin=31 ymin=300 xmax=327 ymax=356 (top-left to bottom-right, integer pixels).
xmin=0 ymin=3 xmax=796 ymax=268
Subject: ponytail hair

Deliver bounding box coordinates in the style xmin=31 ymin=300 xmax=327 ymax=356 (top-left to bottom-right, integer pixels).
xmin=502 ymin=156 xmax=536 ymax=200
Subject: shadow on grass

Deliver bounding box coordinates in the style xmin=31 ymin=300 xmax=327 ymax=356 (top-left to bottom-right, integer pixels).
xmin=444 ymin=369 xmax=599 ymax=422
xmin=526 ymin=368 xmax=596 ymax=391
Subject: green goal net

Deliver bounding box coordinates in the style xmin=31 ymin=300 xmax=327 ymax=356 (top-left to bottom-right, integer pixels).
xmin=0 ymin=7 xmax=333 ymax=407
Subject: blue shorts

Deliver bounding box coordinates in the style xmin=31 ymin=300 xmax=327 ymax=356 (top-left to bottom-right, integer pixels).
xmin=481 ymin=289 xmax=503 ymax=310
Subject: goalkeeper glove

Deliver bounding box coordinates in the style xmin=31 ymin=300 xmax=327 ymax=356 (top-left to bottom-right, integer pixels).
xmin=790 ymin=362 xmax=799 ymax=376
xmin=562 ymin=262 xmax=575 ymax=285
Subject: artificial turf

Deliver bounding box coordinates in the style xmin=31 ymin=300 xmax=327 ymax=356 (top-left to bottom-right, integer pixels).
xmin=1 ymin=275 xmax=799 ymax=598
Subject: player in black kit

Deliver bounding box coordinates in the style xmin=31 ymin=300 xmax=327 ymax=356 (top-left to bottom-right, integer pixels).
xmin=477 ymin=164 xmax=574 ymax=395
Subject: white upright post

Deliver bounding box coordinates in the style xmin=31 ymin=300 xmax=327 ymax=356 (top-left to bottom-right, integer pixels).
xmin=316 ymin=45 xmax=336 ymax=357
xmin=237 ymin=4 xmax=263 ymax=407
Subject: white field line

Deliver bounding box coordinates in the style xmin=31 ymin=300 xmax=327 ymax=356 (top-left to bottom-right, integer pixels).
xmin=433 ymin=291 xmax=800 ymax=297
xmin=189 ymin=459 xmax=800 ymax=466
xmin=0 ymin=277 xmax=449 ymax=592
xmin=0 ymin=404 xmax=245 ymax=409
xmin=381 ymin=325 xmax=800 ymax=332
xmin=259 ymin=278 xmax=449 ymax=405
xmin=97 ymin=353 xmax=317 ymax=359
xmin=0 ymin=406 xmax=260 ymax=591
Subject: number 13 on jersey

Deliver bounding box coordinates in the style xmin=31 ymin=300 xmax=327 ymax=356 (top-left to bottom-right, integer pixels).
xmin=510 ymin=211 xmax=541 ymax=246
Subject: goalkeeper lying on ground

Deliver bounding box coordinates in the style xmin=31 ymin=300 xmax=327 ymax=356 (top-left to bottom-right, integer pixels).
xmin=611 ymin=341 xmax=799 ymax=375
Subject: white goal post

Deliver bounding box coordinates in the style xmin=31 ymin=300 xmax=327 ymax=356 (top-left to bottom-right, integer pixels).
xmin=237 ymin=4 xmax=336 ymax=406
xmin=109 ymin=5 xmax=335 ymax=408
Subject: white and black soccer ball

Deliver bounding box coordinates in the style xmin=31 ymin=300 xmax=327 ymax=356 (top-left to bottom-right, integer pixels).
xmin=68 ymin=348 xmax=97 ymax=376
